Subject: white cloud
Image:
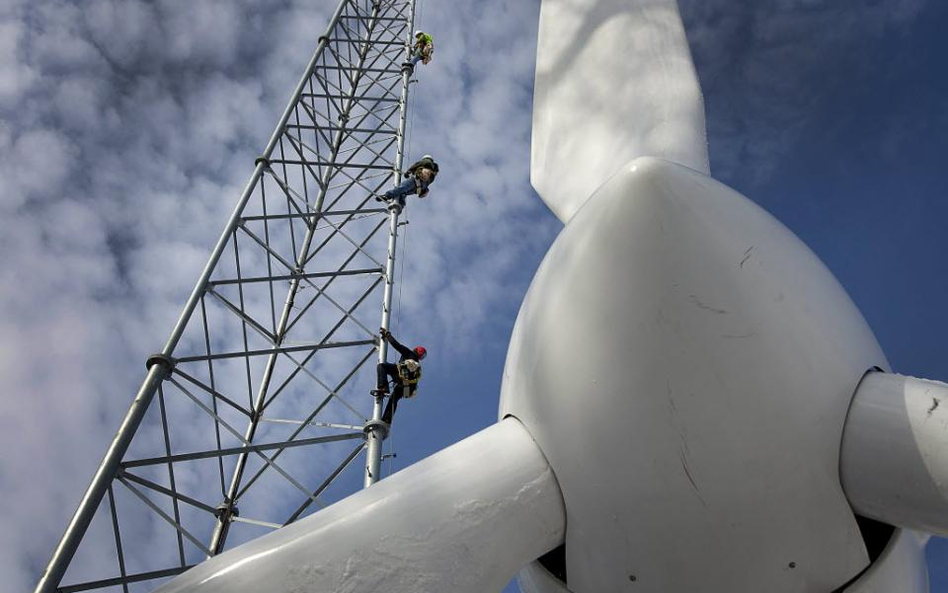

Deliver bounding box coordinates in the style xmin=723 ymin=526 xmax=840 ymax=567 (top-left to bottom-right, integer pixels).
xmin=157 ymin=0 xmax=242 ymax=66
xmin=0 ymin=128 xmax=75 ymax=209
xmin=0 ymin=19 xmax=36 ymax=108
xmin=30 ymin=4 xmax=108 ymax=74
xmin=52 ymin=77 xmax=106 ymax=131
xmin=82 ymin=0 xmax=161 ymax=69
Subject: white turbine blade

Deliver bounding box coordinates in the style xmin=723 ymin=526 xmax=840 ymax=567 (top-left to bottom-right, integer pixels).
xmin=154 ymin=418 xmax=564 ymax=593
xmin=842 ymin=372 xmax=948 ymax=535
xmin=531 ymin=0 xmax=709 ymax=223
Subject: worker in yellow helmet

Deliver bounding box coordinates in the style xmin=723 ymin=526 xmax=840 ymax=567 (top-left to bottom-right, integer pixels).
xmin=405 ymin=30 xmax=433 ymax=71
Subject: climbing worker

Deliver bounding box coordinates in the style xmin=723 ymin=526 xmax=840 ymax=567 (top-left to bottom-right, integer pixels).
xmin=406 ymin=30 xmax=434 ymax=69
xmin=373 ymin=327 xmax=427 ymax=425
xmin=376 ymin=154 xmax=439 ymax=206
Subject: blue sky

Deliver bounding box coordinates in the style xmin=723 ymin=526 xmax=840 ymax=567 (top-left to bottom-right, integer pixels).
xmin=0 ymin=0 xmax=946 ymax=591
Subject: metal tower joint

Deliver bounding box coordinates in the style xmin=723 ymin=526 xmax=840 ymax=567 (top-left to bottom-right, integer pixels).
xmin=145 ymin=353 xmax=175 ymax=379
xmin=214 ymin=499 xmax=239 ymax=521
xmin=254 ymin=156 xmax=270 ymax=168
xmin=363 ymin=419 xmax=390 ymax=441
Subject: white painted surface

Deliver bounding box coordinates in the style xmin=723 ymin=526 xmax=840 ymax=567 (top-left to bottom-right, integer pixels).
xmin=531 ymin=0 xmax=709 ymax=223
xmin=842 ymin=372 xmax=948 ymax=536
xmin=153 ymin=418 xmax=565 ymax=593
xmin=843 ymin=530 xmax=929 ymax=593
xmin=500 ymin=157 xmax=886 ymax=592
xmin=519 ymin=561 xmax=573 ymax=593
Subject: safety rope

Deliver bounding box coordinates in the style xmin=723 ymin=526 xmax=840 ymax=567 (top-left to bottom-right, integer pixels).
xmin=394 ymin=34 xmax=417 ymax=337
xmin=384 ymin=0 xmax=429 ymax=477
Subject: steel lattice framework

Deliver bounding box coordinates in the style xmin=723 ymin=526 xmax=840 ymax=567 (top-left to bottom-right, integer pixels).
xmin=35 ymin=1 xmax=417 ymax=591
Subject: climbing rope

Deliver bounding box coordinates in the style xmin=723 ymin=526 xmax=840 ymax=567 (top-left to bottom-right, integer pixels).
xmin=383 ymin=0 xmax=428 ymax=477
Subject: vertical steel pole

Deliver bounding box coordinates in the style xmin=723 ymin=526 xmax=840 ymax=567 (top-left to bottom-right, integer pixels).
xmin=363 ymin=205 xmax=400 ymax=487
xmin=364 ymin=0 xmax=416 ymax=488
xmin=32 ymin=3 xmax=352 ymax=592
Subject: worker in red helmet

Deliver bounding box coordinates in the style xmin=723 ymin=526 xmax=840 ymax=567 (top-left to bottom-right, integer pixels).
xmin=374 ymin=327 xmax=427 ymax=424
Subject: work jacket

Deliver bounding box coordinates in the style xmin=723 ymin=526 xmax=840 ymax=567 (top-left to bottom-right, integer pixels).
xmin=406 ymin=157 xmax=439 ymax=179
xmin=414 ymin=34 xmax=434 ymax=51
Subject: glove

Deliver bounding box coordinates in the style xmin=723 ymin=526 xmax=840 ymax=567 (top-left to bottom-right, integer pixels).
xmin=379 ymin=327 xmax=391 ymax=340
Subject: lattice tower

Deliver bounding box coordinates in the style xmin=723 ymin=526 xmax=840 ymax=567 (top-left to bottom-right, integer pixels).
xmin=35 ymin=1 xmax=418 ymax=591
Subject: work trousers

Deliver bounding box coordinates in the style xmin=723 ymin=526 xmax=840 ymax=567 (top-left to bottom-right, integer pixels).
xmin=408 ymin=47 xmax=430 ymax=66
xmin=377 ymin=362 xmax=410 ymax=424
xmin=383 ymin=177 xmax=428 ymax=205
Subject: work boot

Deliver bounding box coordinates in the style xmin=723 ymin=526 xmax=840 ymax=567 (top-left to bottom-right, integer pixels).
xmin=371 ymin=389 xmax=388 ymax=398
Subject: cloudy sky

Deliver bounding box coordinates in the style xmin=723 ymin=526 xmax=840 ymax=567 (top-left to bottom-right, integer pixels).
xmin=1 ymin=0 xmax=947 ymax=592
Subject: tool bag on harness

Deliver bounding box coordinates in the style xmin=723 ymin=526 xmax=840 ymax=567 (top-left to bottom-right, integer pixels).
xmin=396 ymin=359 xmax=422 ymax=398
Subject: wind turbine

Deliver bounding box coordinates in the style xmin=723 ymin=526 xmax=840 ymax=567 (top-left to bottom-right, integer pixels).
xmin=120 ymin=0 xmax=948 ymax=591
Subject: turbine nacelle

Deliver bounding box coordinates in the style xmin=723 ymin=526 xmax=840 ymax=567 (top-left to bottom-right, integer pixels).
xmin=502 ymin=157 xmax=931 ymax=591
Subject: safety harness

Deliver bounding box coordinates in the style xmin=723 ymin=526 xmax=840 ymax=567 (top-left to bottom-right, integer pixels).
xmin=396 ymin=359 xmax=422 ymax=398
